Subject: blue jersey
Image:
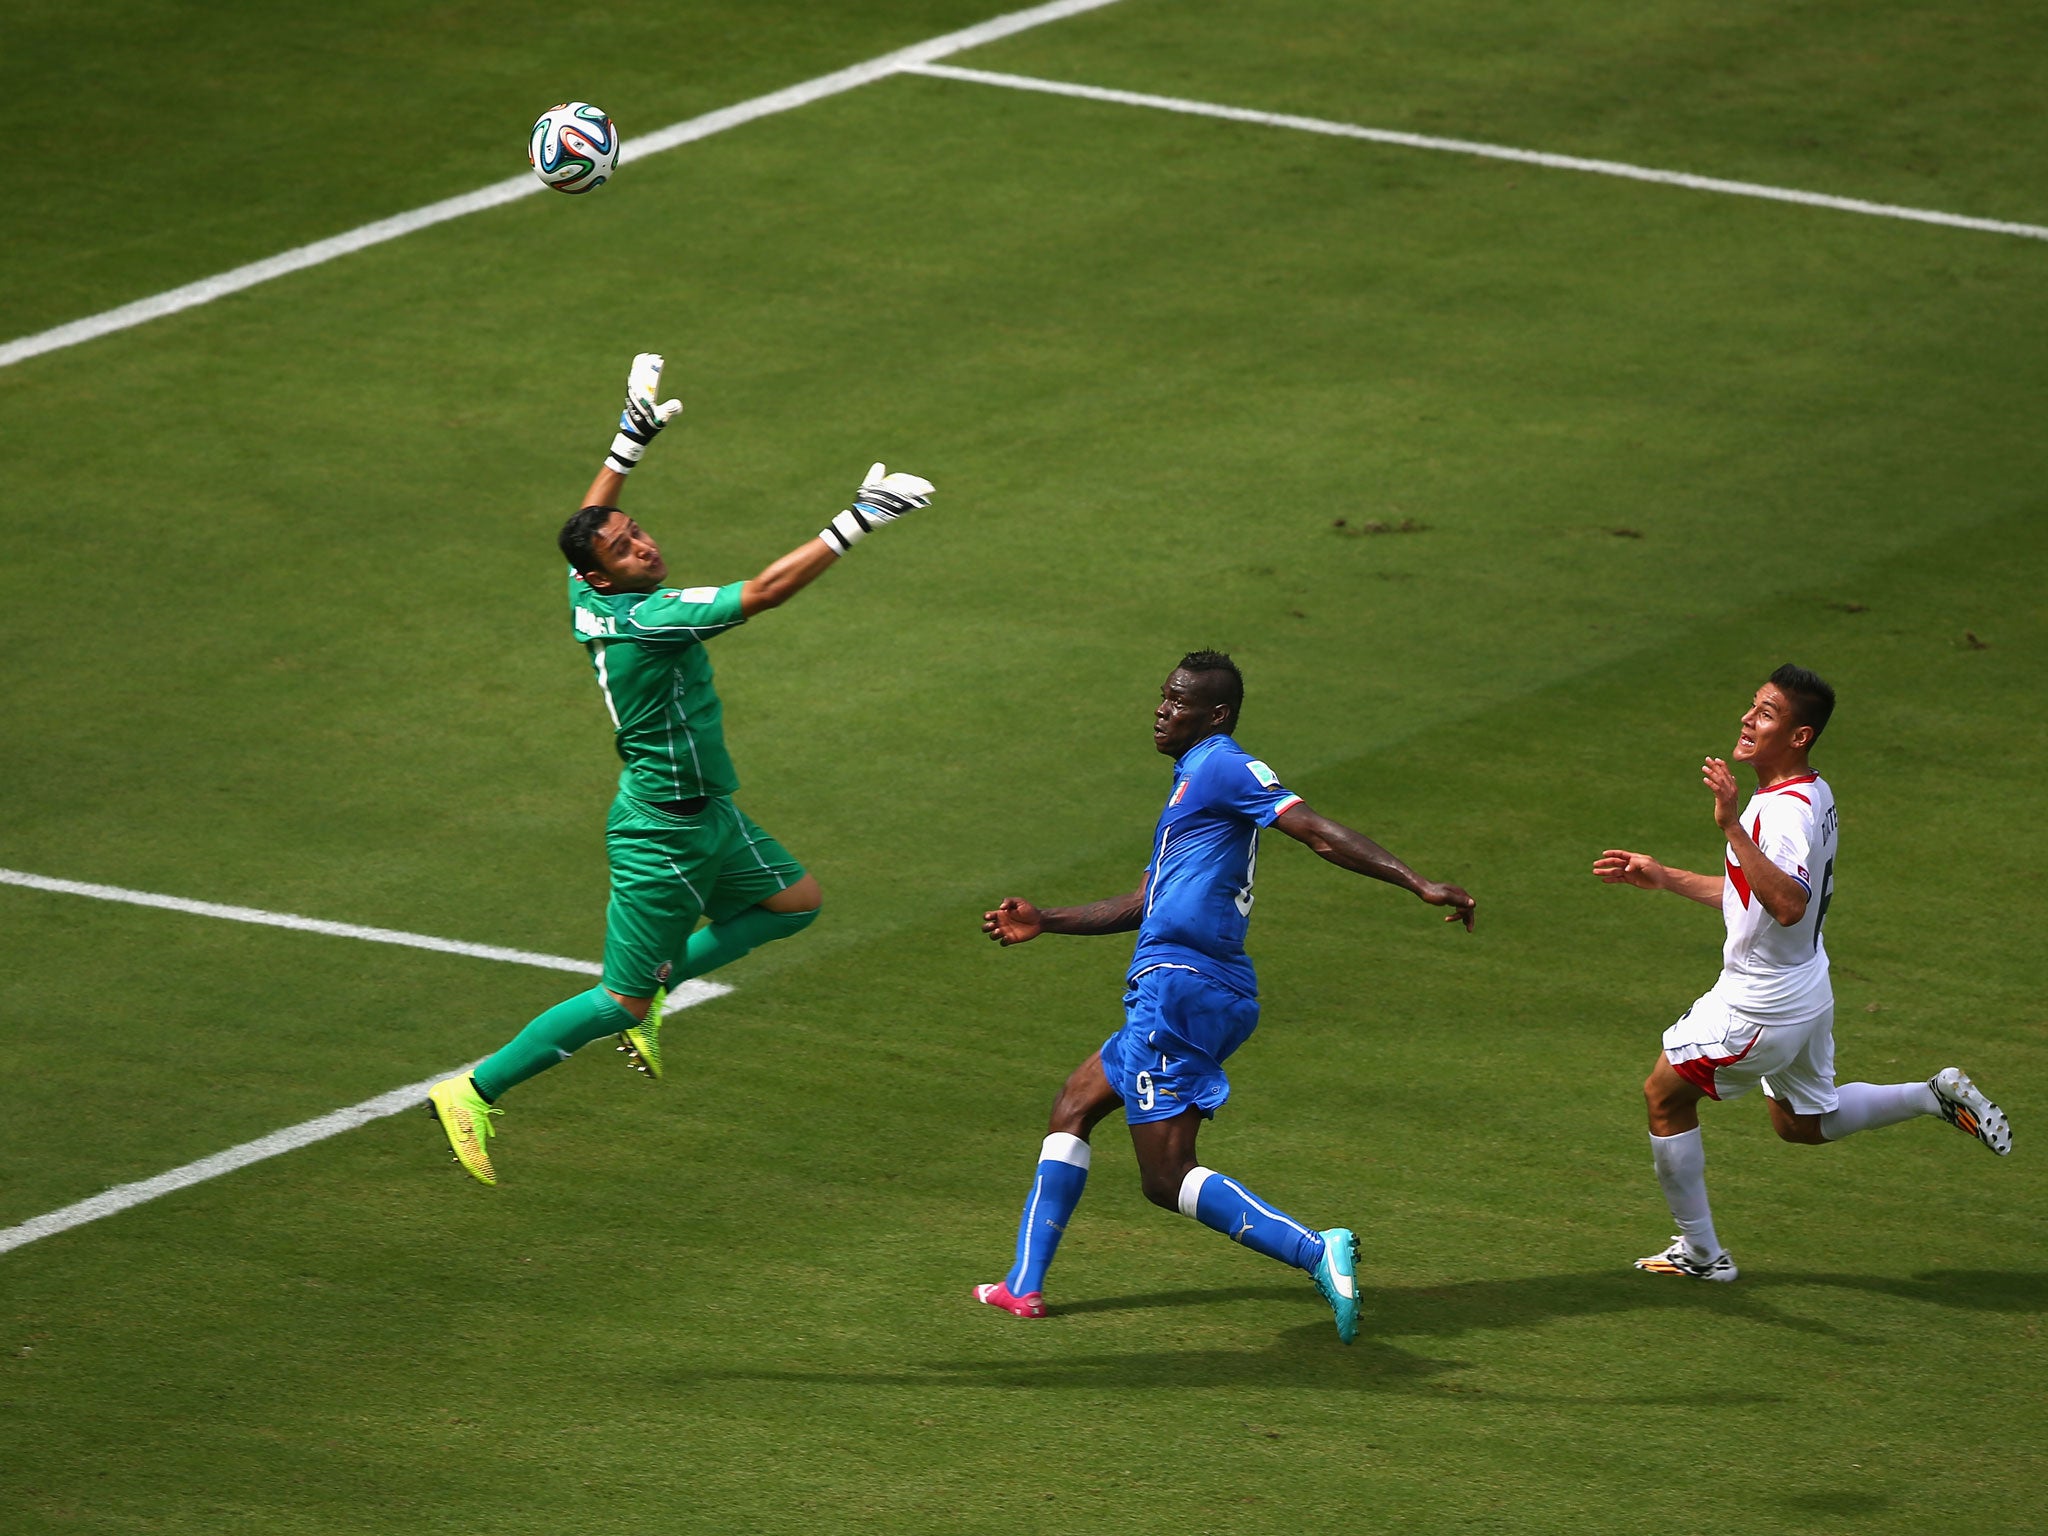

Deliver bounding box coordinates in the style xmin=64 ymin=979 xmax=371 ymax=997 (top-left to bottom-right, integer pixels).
xmin=1128 ymin=733 xmax=1303 ymax=997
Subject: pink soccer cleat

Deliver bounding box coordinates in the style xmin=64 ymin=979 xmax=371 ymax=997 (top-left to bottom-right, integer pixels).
xmin=973 ymin=1282 xmax=1047 ymax=1319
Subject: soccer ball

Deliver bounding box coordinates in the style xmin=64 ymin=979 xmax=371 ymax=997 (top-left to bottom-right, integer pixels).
xmin=528 ymin=102 xmax=619 ymax=194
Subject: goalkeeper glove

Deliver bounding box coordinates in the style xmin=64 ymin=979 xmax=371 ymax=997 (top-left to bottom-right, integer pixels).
xmin=604 ymin=352 xmax=683 ymax=474
xmin=819 ymin=462 xmax=934 ymax=554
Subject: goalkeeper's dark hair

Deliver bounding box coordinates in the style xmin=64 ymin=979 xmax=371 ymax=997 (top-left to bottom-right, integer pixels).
xmin=1178 ymin=649 xmax=1244 ymax=730
xmin=1768 ymin=662 xmax=1836 ymax=742
xmin=559 ymin=505 xmax=621 ymax=575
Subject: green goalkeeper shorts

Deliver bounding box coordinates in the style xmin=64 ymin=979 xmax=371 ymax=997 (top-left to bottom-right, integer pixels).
xmin=601 ymin=793 xmax=805 ymax=998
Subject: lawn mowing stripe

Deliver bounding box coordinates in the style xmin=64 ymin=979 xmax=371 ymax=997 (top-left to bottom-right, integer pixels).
xmin=0 ymin=0 xmax=1130 ymax=372
xmin=0 ymin=868 xmax=736 ymax=1256
xmin=907 ymin=63 xmax=2048 ymax=244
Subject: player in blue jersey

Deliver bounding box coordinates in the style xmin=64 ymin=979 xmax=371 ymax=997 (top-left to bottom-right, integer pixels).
xmin=973 ymin=652 xmax=1475 ymax=1343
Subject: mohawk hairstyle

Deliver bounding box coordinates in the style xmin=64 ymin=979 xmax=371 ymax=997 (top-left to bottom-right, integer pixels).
xmin=1178 ymin=649 xmax=1245 ymax=729
xmin=1769 ymin=662 xmax=1837 ymax=742
xmin=559 ymin=504 xmax=621 ymax=576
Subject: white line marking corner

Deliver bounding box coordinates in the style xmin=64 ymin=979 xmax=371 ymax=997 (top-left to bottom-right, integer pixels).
xmin=905 ymin=62 xmax=2048 ymax=243
xmin=0 ymin=0 xmax=1131 ymax=372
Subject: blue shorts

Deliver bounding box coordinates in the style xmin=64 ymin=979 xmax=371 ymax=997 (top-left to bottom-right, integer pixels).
xmin=1099 ymin=964 xmax=1261 ymax=1126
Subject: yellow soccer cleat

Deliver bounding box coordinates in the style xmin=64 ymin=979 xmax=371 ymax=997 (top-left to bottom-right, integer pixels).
xmin=427 ymin=1075 xmax=502 ymax=1186
xmin=616 ymin=988 xmax=667 ymax=1081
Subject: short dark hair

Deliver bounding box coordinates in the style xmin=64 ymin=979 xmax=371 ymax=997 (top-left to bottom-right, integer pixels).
xmin=1177 ymin=649 xmax=1244 ymax=729
xmin=559 ymin=504 xmax=621 ymax=575
xmin=1769 ymin=662 xmax=1836 ymax=741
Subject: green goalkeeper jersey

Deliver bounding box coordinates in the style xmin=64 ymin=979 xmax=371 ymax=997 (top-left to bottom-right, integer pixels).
xmin=567 ymin=570 xmax=749 ymax=804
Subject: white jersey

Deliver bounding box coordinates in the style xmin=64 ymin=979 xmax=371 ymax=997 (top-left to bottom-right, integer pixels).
xmin=1711 ymin=772 xmax=1837 ymax=1021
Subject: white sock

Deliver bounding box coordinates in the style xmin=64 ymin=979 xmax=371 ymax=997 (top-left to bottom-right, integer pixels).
xmin=1041 ymin=1131 xmax=1092 ymax=1169
xmin=1649 ymin=1128 xmax=1723 ymax=1261
xmin=1820 ymin=1080 xmax=1939 ymax=1141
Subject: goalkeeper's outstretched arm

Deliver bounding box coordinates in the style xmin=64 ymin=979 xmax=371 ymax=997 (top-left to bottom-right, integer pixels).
xmin=741 ymin=536 xmax=841 ymax=616
xmin=739 ymin=461 xmax=934 ymax=615
xmin=578 ymin=351 xmax=682 ymax=508
xmin=577 ymin=352 xmax=935 ymax=617
xmin=579 ymin=462 xmax=629 ymax=512
xmin=577 ymin=455 xmax=937 ymax=616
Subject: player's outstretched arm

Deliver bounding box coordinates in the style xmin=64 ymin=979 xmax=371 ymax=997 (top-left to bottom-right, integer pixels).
xmin=982 ymin=891 xmax=1143 ymax=945
xmin=1591 ymin=849 xmax=1723 ymax=907
xmin=578 ymin=352 xmax=683 ymax=509
xmin=742 ymin=461 xmax=935 ymax=617
xmin=740 ymin=537 xmax=841 ymax=616
xmin=1274 ymin=803 xmax=1476 ymax=930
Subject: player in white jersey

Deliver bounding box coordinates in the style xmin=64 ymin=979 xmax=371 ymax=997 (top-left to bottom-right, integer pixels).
xmin=1594 ymin=664 xmax=2010 ymax=1281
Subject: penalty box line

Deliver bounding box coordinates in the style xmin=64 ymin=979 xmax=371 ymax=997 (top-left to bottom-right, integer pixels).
xmin=906 ymin=63 xmax=2048 ymax=244
xmin=6 ymin=0 xmax=2037 ymax=378
xmin=0 ymin=866 xmax=730 ymax=1257
xmin=0 ymin=0 xmax=1131 ymax=372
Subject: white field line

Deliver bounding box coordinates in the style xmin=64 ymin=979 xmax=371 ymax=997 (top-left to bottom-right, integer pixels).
xmin=0 ymin=0 xmax=1129 ymax=372
xmin=0 ymin=1066 xmax=481 ymax=1256
xmin=907 ymin=63 xmax=2048 ymax=244
xmin=0 ymin=868 xmax=730 ymax=1255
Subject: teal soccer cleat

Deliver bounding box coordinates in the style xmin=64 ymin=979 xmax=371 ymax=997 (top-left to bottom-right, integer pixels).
xmin=1312 ymin=1227 xmax=1361 ymax=1344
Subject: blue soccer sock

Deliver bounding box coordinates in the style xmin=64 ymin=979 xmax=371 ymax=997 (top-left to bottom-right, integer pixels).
xmin=1180 ymin=1165 xmax=1327 ymax=1272
xmin=1002 ymin=1133 xmax=1091 ymax=1296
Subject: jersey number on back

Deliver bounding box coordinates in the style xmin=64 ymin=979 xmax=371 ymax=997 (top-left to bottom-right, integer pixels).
xmin=1811 ymin=857 xmax=1835 ymax=953
xmin=1233 ymin=833 xmax=1260 ymax=918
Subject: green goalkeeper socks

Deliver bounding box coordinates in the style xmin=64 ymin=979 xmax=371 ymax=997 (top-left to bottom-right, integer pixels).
xmin=472 ymin=986 xmax=636 ymax=1101
xmin=468 ymin=906 xmax=815 ymax=1102
xmin=675 ymin=903 xmax=818 ymax=981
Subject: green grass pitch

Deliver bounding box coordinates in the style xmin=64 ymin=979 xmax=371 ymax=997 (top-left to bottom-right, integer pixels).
xmin=2 ymin=2 xmax=2044 ymax=1530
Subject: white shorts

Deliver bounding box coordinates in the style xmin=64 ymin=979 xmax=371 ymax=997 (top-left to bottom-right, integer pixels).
xmin=1661 ymin=991 xmax=1838 ymax=1115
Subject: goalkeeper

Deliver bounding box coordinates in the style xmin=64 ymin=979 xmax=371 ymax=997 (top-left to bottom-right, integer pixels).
xmin=428 ymin=353 xmax=933 ymax=1185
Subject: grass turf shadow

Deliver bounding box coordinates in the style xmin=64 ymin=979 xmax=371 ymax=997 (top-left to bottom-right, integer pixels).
xmin=939 ymin=1265 xmax=2048 ymax=1369
xmin=1055 ymin=1269 xmax=1911 ymax=1343
xmin=1362 ymin=1267 xmax=2048 ymax=1341
xmin=1756 ymin=1269 xmax=2048 ymax=1312
xmin=682 ymin=1335 xmax=1466 ymax=1393
xmin=677 ymin=1268 xmax=2045 ymax=1397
